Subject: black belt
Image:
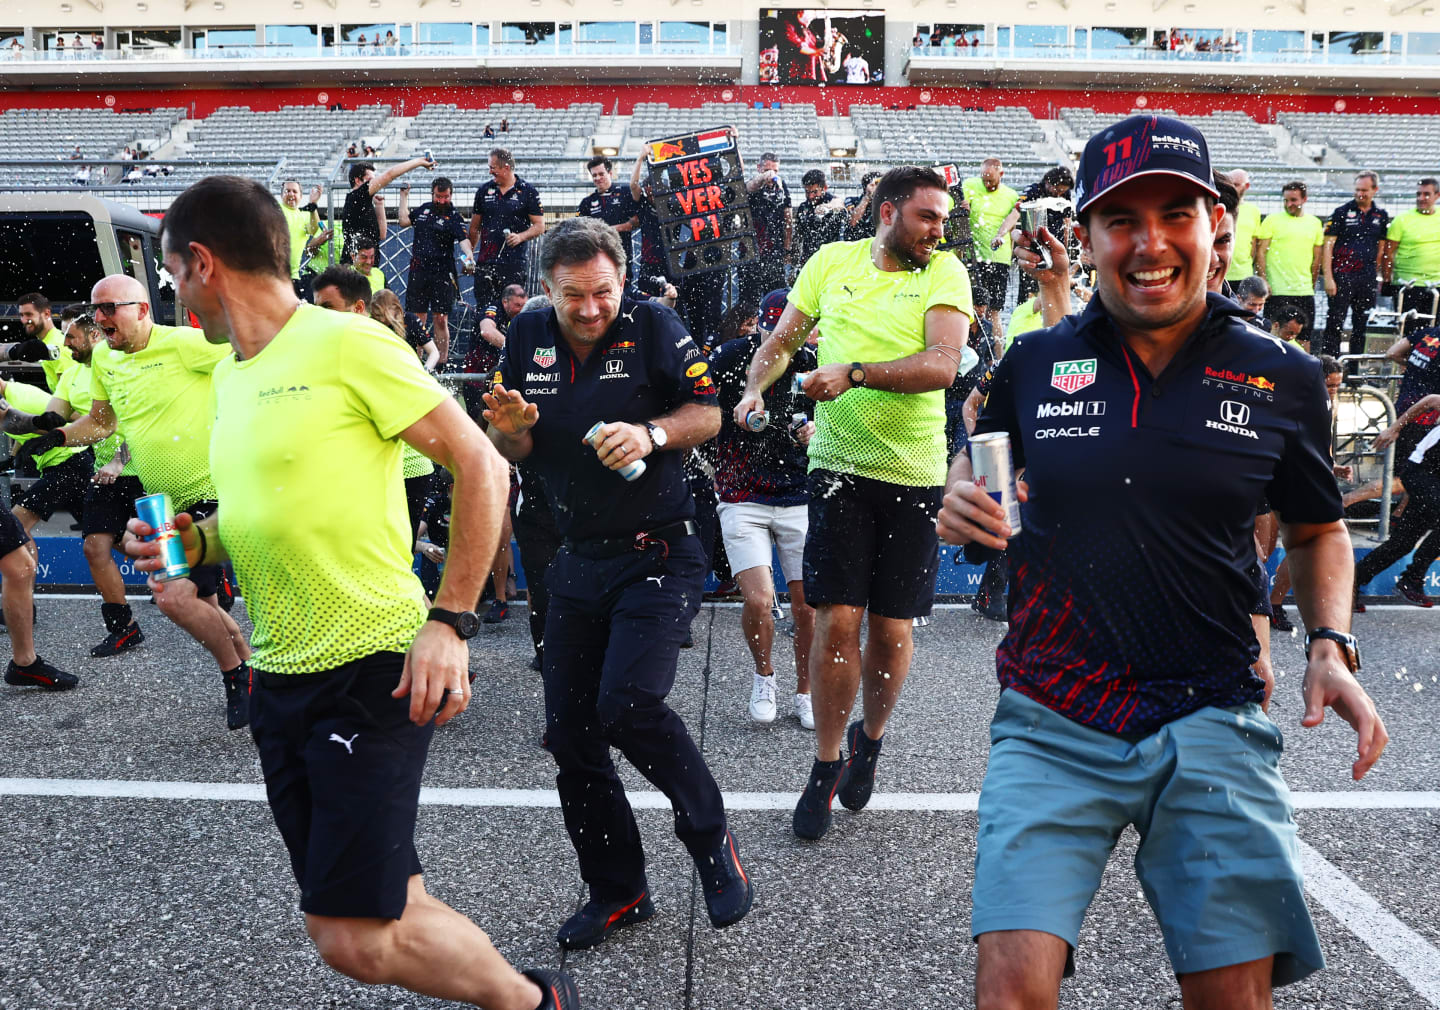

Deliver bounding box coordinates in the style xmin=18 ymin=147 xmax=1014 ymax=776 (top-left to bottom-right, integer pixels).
xmin=563 ymin=519 xmax=697 ymax=560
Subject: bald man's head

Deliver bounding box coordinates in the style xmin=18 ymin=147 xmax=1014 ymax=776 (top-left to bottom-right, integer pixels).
xmin=90 ymin=273 xmax=152 ymax=353
xmin=1229 ymin=168 xmax=1251 ymax=195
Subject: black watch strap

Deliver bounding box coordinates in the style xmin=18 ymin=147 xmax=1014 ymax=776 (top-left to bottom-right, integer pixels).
xmin=428 ymin=607 xmax=480 ymax=640
xmin=1305 ymin=627 xmax=1361 ymax=672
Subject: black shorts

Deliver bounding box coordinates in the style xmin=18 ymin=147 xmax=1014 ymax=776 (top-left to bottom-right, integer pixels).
xmin=405 ymin=270 xmax=458 ymax=315
xmin=14 ymin=450 xmax=94 ymax=521
xmin=0 ymin=508 xmax=30 ymax=559
xmin=802 ymin=469 xmax=943 ymax=619
xmin=249 ymin=651 xmax=433 ymax=919
xmin=181 ymin=499 xmax=222 ymax=598
xmin=404 ymin=471 xmax=436 ymax=544
xmin=82 ymin=474 xmax=146 ymax=538
xmin=970 ymin=261 xmax=1010 ymax=309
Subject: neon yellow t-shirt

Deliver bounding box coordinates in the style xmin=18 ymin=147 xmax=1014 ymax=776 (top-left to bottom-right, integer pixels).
xmin=279 ymin=203 xmax=318 ymax=279
xmin=1257 ymin=211 xmax=1323 ymax=296
xmin=91 ymin=324 xmax=229 ymax=510
xmin=1227 ymin=201 xmax=1262 ymax=281
xmin=402 ymin=443 xmax=434 ymax=478
xmin=961 ymin=177 xmax=1020 ymax=264
xmin=789 ymin=239 xmax=974 ymax=487
xmin=40 ymin=326 xmax=74 ymax=393
xmin=4 ymin=379 xmax=84 ymax=471
xmin=210 ymin=303 xmax=447 ymax=675
xmin=54 ymin=360 xmax=130 ymax=473
xmin=1387 ymin=209 xmax=1440 ymax=284
xmin=1005 ymin=297 xmax=1044 ymax=349
xmin=361 ymin=265 xmax=386 ymax=293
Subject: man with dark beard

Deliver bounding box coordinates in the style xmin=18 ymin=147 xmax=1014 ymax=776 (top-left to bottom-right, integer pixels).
xmin=736 ymin=166 xmax=974 ymax=840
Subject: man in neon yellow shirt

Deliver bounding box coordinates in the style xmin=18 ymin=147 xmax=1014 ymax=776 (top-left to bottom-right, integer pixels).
xmin=3 ymin=292 xmax=74 ymax=392
xmin=737 ymin=166 xmax=974 ymax=841
xmin=353 ymin=235 xmax=387 ymax=293
xmin=1382 ymin=176 xmax=1440 ymax=289
xmin=19 ymin=273 xmax=253 ymax=730
xmin=4 ymin=308 xmax=145 ymax=657
xmin=961 ymin=158 xmax=1020 ymax=336
xmin=278 ymin=177 xmax=321 ymax=296
xmin=1225 ymin=168 xmax=1262 ymax=282
xmin=1256 ymin=180 xmax=1323 ymax=340
xmin=126 ymin=174 xmax=577 ymax=1010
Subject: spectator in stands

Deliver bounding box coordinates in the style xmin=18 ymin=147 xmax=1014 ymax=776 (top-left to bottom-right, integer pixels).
xmin=341 ymin=154 xmax=435 ymax=263
xmin=8 ymin=38 xmax=22 ymax=56
xmin=347 ymin=142 xmax=359 ymax=159
xmin=578 ymin=157 xmax=639 ymax=279
xmin=1236 ymin=274 xmax=1271 ymax=327
xmin=68 ymin=144 xmax=82 ymax=160
xmin=398 ymin=176 xmax=474 ymax=368
xmin=277 ymin=178 xmax=322 ymax=299
xmin=483 ymin=122 xmax=495 ymax=140
xmin=467 ymin=147 xmax=544 ymax=311
xmin=793 ymin=169 xmax=845 ymax=269
xmin=1256 ymin=180 xmax=1324 ymax=341
xmin=912 ymin=31 xmax=925 ymax=53
xmin=54 ymin=35 xmax=65 ymax=56
xmin=356 ymin=33 xmax=366 ymax=48
xmin=1225 ymin=168 xmax=1262 ymax=282
xmin=1322 ymin=170 xmax=1389 ymax=358
xmin=384 ymin=30 xmax=397 ymax=50
xmin=352 ymin=236 xmax=386 ymax=294
xmin=962 ymin=157 xmax=1021 ymax=335
xmin=500 ymin=118 xmax=509 ymax=133
xmin=741 ymin=153 xmax=793 ymax=306
xmin=71 ymin=164 xmax=91 ymax=186
xmin=843 ymin=170 xmax=883 ymax=242
xmin=1381 ymin=176 xmax=1440 ymax=290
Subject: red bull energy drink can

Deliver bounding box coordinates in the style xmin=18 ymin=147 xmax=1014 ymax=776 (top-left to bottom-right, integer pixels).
xmin=584 ymin=422 xmax=647 ymax=482
xmin=969 ymin=432 xmax=1022 ymax=538
xmin=792 ymin=372 xmax=811 ymax=396
xmin=135 ymin=492 xmax=191 ymax=581
xmin=745 ymin=410 xmax=770 ymax=432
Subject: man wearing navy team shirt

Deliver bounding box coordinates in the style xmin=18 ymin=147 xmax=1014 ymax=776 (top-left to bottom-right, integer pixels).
xmin=938 ymin=115 xmax=1388 ymax=1008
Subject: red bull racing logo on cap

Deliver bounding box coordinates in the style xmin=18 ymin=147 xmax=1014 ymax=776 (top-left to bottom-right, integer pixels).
xmin=1051 ymin=358 xmax=1098 ymax=395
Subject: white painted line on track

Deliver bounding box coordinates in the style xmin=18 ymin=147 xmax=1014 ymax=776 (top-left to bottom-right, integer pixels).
xmin=3 ymin=778 xmax=1438 ymax=811
xmin=1300 ymin=840 xmax=1440 ymax=1007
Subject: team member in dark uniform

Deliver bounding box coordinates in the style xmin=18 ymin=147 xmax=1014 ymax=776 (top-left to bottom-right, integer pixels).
xmin=740 ymin=153 xmax=793 ymax=306
xmin=340 ymin=155 xmax=434 ymax=263
xmin=467 ymin=148 xmax=545 ymax=310
xmin=939 ymin=115 xmax=1386 ymax=1008
xmin=1322 ymin=171 xmax=1389 ymax=358
xmin=398 ymin=176 xmax=473 ymax=368
xmin=578 ymin=157 xmax=638 ymax=277
xmin=482 ymin=217 xmax=752 ymax=950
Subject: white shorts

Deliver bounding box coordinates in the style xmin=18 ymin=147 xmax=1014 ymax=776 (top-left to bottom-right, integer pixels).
xmin=717 ymin=501 xmax=808 ymax=583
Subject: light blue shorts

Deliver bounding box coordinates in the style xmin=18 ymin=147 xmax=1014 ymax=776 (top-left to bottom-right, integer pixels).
xmin=971 ymin=689 xmax=1324 ymax=987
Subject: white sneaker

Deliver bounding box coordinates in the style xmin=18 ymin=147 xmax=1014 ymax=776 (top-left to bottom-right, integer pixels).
xmin=749 ymin=673 xmax=777 ymax=723
xmin=794 ymin=692 xmax=815 ymax=731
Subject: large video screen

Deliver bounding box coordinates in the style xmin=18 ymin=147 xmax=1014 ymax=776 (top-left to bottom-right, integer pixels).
xmin=759 ymin=9 xmax=885 ymax=86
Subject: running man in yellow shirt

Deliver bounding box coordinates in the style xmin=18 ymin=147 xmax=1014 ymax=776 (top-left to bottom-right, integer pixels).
xmin=126 ymin=174 xmax=579 ymax=1010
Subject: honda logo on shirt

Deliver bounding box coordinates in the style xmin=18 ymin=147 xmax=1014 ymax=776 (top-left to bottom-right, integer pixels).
xmin=606 ymin=358 xmax=624 ymax=374
xmin=1220 ymin=400 xmax=1250 ymax=425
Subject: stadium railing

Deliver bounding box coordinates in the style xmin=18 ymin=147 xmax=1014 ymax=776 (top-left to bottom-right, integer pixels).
xmin=4 ymin=40 xmax=744 ymax=62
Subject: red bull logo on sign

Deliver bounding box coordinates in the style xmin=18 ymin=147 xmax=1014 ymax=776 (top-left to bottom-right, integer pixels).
xmin=650 ymin=140 xmax=689 ymax=163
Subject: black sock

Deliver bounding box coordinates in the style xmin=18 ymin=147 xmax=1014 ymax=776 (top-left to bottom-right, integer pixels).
xmin=221 ymin=662 xmax=249 ymax=681
xmin=101 ymin=602 xmax=133 ymax=634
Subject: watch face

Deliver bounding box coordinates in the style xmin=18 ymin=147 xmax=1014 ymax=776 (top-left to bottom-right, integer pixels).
xmin=649 ymin=424 xmax=667 ymax=447
xmin=455 ymin=611 xmax=481 ymax=639
xmin=850 ymin=367 xmax=865 ymax=385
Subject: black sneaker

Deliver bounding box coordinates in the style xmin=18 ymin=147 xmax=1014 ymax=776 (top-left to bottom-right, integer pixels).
xmin=91 ymin=621 xmax=144 ymax=658
xmin=529 ymin=651 xmax=543 ymax=672
xmin=1396 ymin=577 xmax=1435 ymax=608
xmin=222 ymin=664 xmax=250 ymax=730
xmin=556 ymin=890 xmax=655 ymax=950
xmin=522 ymin=968 xmax=581 ymax=1010
xmin=836 ymin=720 xmax=882 ymax=812
xmin=483 ymin=599 xmax=509 ymax=624
xmin=696 ymin=830 xmax=753 ymax=929
xmin=5 ymin=656 xmax=77 ymax=691
xmin=1269 ymin=605 xmax=1295 ymax=633
xmin=792 ymin=757 xmax=844 ymax=840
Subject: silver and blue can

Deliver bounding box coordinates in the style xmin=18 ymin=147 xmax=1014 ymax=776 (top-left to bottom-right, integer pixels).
xmin=135 ymin=492 xmax=191 ymax=580
xmin=745 ymin=410 xmax=770 ymax=432
xmin=584 ymin=422 xmax=647 ymax=482
xmin=792 ymin=372 xmax=811 ymax=396
xmin=969 ymin=432 xmax=1022 ymax=538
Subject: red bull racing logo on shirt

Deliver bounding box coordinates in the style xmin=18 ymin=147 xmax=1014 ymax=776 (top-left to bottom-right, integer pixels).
xmin=1050 ymin=359 xmax=1097 ymax=395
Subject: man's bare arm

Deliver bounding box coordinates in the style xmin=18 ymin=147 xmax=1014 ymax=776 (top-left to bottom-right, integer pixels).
xmin=58 ymin=399 xmax=118 ymax=446
xmin=962 ymin=385 xmax=984 ymax=436
xmin=649 ymin=402 xmax=720 ymax=451
xmin=854 ymin=305 xmax=970 ymax=394
xmin=478 ymin=320 xmax=506 ymax=349
xmin=1254 ymin=238 xmax=1270 ymax=279
xmin=742 ymin=304 xmax=818 ymax=399
xmin=1385 ymin=335 xmax=1412 ymax=364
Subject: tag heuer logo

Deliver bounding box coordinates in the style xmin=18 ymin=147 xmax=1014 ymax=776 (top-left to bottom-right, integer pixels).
xmin=1050 ymin=359 xmax=1097 ymax=395
xmin=533 ymin=346 xmax=557 ymax=368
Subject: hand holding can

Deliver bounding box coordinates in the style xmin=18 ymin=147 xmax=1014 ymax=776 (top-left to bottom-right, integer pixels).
xmin=584 ymin=422 xmax=647 ymax=482
xmin=133 ymin=493 xmax=193 ymax=580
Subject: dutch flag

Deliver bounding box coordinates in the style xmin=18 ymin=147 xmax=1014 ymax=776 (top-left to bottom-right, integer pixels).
xmin=697 ymin=129 xmax=729 ymax=152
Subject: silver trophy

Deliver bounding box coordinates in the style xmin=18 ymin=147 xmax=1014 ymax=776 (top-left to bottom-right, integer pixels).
xmin=1017 ymin=197 xmax=1073 ymax=270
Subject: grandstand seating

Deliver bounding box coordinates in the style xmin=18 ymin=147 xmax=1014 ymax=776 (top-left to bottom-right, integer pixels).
xmin=1280 ymin=112 xmax=1440 ymax=196
xmin=407 ymin=102 xmax=602 ymax=190
xmin=1061 ymin=107 xmax=1289 ymax=170
xmin=172 ymin=103 xmax=391 ymax=189
xmin=0 ymin=107 xmax=183 ymax=187
xmin=850 ymin=104 xmax=1044 ymax=163
xmin=626 ymin=102 xmax=825 ymax=164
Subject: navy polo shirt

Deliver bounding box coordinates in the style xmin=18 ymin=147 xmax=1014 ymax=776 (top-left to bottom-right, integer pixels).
xmin=578 ymin=186 xmax=638 ymax=230
xmin=1395 ymin=327 xmax=1440 ymax=462
xmin=471 ymin=176 xmax=543 ymax=265
xmin=497 ymin=298 xmax=718 ymax=543
xmin=710 ymin=333 xmax=817 ymax=506
xmin=409 ymin=201 xmax=469 ymax=273
xmin=1325 ymin=199 xmax=1390 ymax=277
xmin=975 ymin=292 xmax=1342 ymax=737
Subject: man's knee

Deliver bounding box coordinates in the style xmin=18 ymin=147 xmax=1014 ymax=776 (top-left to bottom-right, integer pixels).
xmin=154 ymin=580 xmax=201 ymax=620
xmin=82 ymin=534 xmax=115 ymax=566
xmin=306 ymin=917 xmax=392 ymax=985
xmin=975 ymin=931 xmax=1067 ymax=1010
xmin=0 ymin=546 xmax=36 ymax=584
xmin=594 ymin=686 xmax=665 ymax=739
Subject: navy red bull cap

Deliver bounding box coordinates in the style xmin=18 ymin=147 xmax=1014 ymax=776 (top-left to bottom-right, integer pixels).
xmin=1074 ymin=115 xmax=1219 ymax=216
xmin=759 ymin=288 xmax=790 ymax=330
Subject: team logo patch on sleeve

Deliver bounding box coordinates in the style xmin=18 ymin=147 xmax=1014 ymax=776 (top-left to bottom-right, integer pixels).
xmin=1050 ymin=359 xmax=1098 ymax=395
xmin=533 ymin=347 xmax=557 ymax=368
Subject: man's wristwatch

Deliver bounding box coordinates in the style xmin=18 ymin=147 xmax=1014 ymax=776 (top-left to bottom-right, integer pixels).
xmin=1304 ymin=627 xmax=1362 ymax=673
xmin=644 ymin=421 xmax=668 ymax=450
xmin=848 ymin=363 xmax=867 ymax=388
xmin=428 ymin=607 xmax=481 ymax=640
